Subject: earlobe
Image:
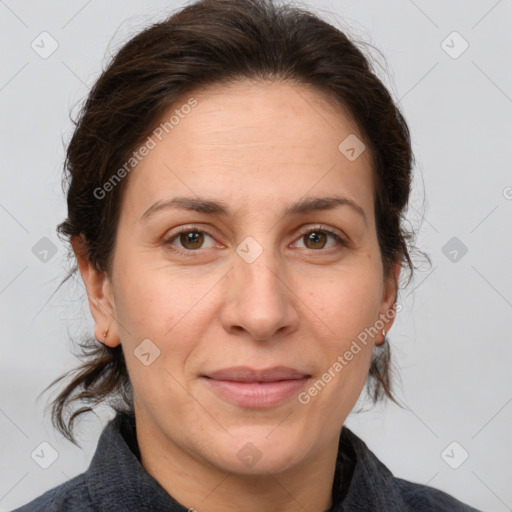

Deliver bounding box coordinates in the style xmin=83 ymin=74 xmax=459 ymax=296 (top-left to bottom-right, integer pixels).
xmin=71 ymin=235 xmax=121 ymax=348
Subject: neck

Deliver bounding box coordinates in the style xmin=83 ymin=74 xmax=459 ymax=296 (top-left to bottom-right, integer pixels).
xmin=135 ymin=416 xmax=340 ymax=512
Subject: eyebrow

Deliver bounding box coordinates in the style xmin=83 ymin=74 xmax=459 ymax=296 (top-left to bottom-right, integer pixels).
xmin=141 ymin=195 xmax=367 ymax=225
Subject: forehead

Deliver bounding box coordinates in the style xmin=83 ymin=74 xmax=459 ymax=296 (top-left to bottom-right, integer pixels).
xmin=122 ymin=80 xmax=374 ymax=218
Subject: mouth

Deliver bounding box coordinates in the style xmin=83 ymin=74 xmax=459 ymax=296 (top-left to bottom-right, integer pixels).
xmin=201 ymin=366 xmax=311 ymax=408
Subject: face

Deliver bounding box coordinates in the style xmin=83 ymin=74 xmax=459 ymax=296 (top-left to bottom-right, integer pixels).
xmin=77 ymin=80 xmax=398 ymax=477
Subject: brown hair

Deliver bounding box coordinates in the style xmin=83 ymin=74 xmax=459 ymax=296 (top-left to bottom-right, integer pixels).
xmin=44 ymin=0 xmax=418 ymax=445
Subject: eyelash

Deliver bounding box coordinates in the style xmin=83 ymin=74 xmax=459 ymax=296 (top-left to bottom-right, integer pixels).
xmin=163 ymin=224 xmax=348 ymax=257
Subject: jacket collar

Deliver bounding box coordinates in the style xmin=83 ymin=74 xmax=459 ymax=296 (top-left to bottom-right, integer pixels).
xmin=336 ymin=427 xmax=408 ymax=511
xmin=86 ymin=411 xmax=185 ymax=511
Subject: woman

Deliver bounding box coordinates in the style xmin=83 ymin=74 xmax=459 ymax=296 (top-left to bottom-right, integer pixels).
xmin=13 ymin=0 xmax=481 ymax=510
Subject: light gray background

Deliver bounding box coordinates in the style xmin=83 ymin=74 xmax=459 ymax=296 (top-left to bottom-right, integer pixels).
xmin=1 ymin=0 xmax=511 ymax=510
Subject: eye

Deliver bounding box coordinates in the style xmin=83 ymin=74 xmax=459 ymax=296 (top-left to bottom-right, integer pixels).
xmin=292 ymin=225 xmax=347 ymax=251
xmin=163 ymin=225 xmax=218 ymax=255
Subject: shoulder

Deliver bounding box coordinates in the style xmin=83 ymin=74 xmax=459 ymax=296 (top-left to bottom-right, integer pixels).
xmin=10 ymin=473 xmax=94 ymax=512
xmin=339 ymin=427 xmax=482 ymax=511
xmin=391 ymin=476 xmax=481 ymax=511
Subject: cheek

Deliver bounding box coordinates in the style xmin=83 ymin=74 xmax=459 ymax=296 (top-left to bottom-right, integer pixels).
xmin=112 ymin=252 xmax=219 ymax=370
xmin=314 ymin=268 xmax=383 ymax=344
xmin=114 ymin=273 xmax=175 ymax=340
xmin=301 ymin=267 xmax=382 ymax=403
xmin=112 ymin=266 xmax=199 ymax=411
xmin=112 ymin=247 xmax=191 ymax=338
xmin=301 ymin=276 xmax=380 ymax=417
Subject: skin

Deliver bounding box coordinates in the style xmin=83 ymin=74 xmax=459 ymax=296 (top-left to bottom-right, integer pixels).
xmin=73 ymin=80 xmax=400 ymax=512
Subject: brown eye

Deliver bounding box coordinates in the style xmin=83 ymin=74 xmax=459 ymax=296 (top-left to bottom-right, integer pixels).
xmin=179 ymin=231 xmax=204 ymax=250
xmin=293 ymin=227 xmax=345 ymax=251
xmin=303 ymin=231 xmax=328 ymax=249
xmin=164 ymin=227 xmax=217 ymax=255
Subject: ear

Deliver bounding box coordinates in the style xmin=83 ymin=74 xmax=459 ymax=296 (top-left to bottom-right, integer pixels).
xmin=375 ymin=261 xmax=401 ymax=346
xmin=71 ymin=235 xmax=120 ymax=348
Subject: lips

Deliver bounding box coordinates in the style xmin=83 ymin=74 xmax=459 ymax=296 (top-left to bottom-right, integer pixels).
xmin=201 ymin=366 xmax=311 ymax=408
xmin=204 ymin=366 xmax=310 ymax=382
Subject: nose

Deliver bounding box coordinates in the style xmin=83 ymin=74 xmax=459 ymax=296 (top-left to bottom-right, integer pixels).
xmin=219 ymin=249 xmax=300 ymax=342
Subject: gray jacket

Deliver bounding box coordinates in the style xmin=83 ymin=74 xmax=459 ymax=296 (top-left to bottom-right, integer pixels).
xmin=12 ymin=411 xmax=481 ymax=511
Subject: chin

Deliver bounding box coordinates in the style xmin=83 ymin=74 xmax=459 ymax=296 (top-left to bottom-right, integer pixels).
xmin=210 ymin=426 xmax=309 ymax=475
